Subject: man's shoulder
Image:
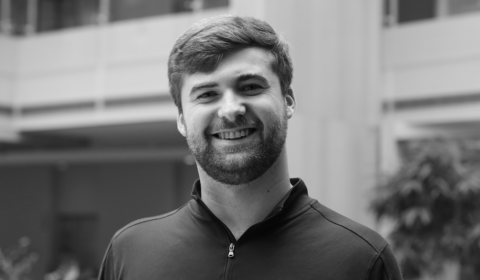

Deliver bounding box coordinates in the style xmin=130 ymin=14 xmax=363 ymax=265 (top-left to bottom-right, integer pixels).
xmin=307 ymin=201 xmax=389 ymax=255
xmin=300 ymin=201 xmax=402 ymax=279
xmin=111 ymin=200 xmax=192 ymax=244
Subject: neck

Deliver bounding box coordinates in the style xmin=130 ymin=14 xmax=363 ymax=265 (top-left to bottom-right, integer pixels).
xmin=197 ymin=149 xmax=292 ymax=240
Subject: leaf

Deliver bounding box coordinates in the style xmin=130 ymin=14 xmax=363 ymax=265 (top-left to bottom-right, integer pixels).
xmin=371 ymin=139 xmax=480 ymax=275
xmin=434 ymin=178 xmax=451 ymax=196
xmin=457 ymin=174 xmax=480 ymax=195
xmin=417 ymin=163 xmax=432 ymax=180
xmin=402 ymin=208 xmax=431 ymax=227
xmin=399 ymin=180 xmax=422 ymax=196
xmin=468 ymin=224 xmax=480 ymax=240
xmin=418 ymin=208 xmax=431 ymax=225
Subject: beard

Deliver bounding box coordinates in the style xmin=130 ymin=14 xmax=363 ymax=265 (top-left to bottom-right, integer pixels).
xmin=185 ymin=108 xmax=288 ymax=185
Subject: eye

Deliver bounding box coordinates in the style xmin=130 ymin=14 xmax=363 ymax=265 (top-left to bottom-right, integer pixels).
xmin=196 ymin=91 xmax=217 ymax=100
xmin=241 ymin=84 xmax=264 ymax=93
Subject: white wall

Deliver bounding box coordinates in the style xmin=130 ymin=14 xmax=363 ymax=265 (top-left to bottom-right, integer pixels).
xmin=4 ymin=0 xmax=388 ymax=229
xmin=7 ymin=8 xmax=227 ymax=132
xmin=232 ymin=0 xmax=382 ymax=227
xmin=0 ymin=36 xmax=15 ymax=104
xmin=384 ymin=13 xmax=480 ymax=101
xmin=15 ymin=29 xmax=98 ymax=105
xmin=382 ymin=12 xmax=480 ymax=156
xmin=0 ymin=118 xmax=17 ymax=141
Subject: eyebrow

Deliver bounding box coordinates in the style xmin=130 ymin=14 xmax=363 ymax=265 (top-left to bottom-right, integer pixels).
xmin=190 ymin=82 xmax=218 ymax=96
xmin=189 ymin=74 xmax=271 ymax=96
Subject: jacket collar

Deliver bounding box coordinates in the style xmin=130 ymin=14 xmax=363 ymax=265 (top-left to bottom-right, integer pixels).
xmin=189 ymin=178 xmax=314 ymax=222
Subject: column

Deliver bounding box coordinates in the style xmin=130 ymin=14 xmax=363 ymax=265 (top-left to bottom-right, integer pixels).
xmin=231 ymin=0 xmax=383 ymax=227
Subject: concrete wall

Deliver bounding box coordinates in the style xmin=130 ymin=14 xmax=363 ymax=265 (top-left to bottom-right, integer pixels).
xmin=57 ymin=161 xmax=195 ymax=266
xmin=233 ymin=0 xmax=382 ymax=227
xmin=0 ymin=161 xmax=198 ymax=278
xmin=0 ymin=36 xmax=15 ymax=105
xmin=3 ymin=1 xmax=386 ymax=229
xmin=382 ymin=12 xmax=480 ymax=165
xmin=0 ymin=36 xmax=17 ymax=141
xmin=8 ymin=8 xmax=228 ymax=132
xmin=0 ymin=165 xmax=55 ymax=280
xmin=384 ymin=14 xmax=480 ymax=101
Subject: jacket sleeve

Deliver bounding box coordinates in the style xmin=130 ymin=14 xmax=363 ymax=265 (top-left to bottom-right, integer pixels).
xmin=368 ymin=244 xmax=403 ymax=280
xmin=97 ymin=243 xmax=117 ymax=280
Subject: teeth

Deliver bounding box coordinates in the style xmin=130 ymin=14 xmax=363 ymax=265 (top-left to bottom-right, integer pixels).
xmin=218 ymin=129 xmax=252 ymax=140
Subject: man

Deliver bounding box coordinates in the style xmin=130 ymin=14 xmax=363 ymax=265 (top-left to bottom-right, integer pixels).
xmin=98 ymin=15 xmax=402 ymax=280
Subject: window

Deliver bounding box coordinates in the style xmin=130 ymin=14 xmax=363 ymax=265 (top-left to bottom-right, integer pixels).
xmin=11 ymin=0 xmax=28 ymax=35
xmin=447 ymin=0 xmax=480 ymax=15
xmin=55 ymin=214 xmax=99 ymax=272
xmin=398 ymin=0 xmax=436 ymax=23
xmin=110 ymin=0 xmax=229 ymax=22
xmin=384 ymin=0 xmax=480 ymax=26
xmin=37 ymin=0 xmax=99 ymax=32
xmin=203 ymin=0 xmax=230 ymax=9
xmin=110 ymin=0 xmax=176 ymax=22
xmin=2 ymin=0 xmax=229 ymax=35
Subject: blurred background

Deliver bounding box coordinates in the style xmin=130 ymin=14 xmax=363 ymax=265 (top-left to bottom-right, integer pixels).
xmin=1 ymin=0 xmax=480 ymax=279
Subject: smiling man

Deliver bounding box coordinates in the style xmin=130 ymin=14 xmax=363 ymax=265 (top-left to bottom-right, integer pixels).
xmin=98 ymin=15 xmax=403 ymax=280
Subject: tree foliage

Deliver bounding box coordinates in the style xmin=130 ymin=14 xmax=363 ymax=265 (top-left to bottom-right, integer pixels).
xmin=371 ymin=140 xmax=480 ymax=279
xmin=0 ymin=237 xmax=38 ymax=280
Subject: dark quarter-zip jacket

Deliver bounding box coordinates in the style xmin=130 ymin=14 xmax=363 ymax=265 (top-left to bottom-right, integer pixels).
xmin=98 ymin=178 xmax=402 ymax=280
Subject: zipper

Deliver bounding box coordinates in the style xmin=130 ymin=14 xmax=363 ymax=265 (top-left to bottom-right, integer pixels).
xmin=225 ymin=242 xmax=235 ymax=280
xmin=228 ymin=243 xmax=235 ymax=258
xmin=194 ymin=199 xmax=237 ymax=279
xmin=194 ymin=197 xmax=286 ymax=279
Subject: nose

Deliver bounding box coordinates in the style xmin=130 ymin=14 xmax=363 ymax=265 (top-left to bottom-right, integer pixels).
xmin=217 ymin=92 xmax=246 ymax=121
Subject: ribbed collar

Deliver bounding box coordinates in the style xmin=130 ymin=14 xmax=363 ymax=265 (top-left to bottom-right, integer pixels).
xmin=189 ymin=178 xmax=314 ymax=222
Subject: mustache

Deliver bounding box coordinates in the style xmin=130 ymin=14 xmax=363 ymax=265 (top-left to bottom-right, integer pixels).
xmin=206 ymin=115 xmax=262 ymax=134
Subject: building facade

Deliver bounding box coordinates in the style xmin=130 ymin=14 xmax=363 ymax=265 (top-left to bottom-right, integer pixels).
xmin=1 ymin=0 xmax=479 ymax=278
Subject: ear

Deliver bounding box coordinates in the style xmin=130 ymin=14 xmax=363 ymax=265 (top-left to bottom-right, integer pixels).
xmin=177 ymin=113 xmax=186 ymax=137
xmin=285 ymin=88 xmax=296 ymax=119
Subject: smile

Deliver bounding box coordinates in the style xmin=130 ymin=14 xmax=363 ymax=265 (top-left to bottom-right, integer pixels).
xmin=213 ymin=128 xmax=256 ymax=140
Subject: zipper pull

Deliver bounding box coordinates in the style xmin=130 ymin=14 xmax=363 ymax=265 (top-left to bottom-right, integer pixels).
xmin=228 ymin=243 xmax=235 ymax=258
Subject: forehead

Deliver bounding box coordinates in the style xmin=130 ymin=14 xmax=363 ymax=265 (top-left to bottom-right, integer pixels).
xmin=180 ymin=47 xmax=278 ymax=94
xmin=215 ymin=47 xmax=274 ymax=74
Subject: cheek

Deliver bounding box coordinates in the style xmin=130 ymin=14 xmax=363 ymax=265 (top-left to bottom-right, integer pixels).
xmin=184 ymin=109 xmax=211 ymax=133
xmin=255 ymin=100 xmax=285 ymax=121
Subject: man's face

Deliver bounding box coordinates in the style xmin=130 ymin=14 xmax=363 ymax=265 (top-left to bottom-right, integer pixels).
xmin=177 ymin=47 xmax=295 ymax=185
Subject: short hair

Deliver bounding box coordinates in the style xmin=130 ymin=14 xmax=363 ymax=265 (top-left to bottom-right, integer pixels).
xmin=167 ymin=15 xmax=293 ymax=113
